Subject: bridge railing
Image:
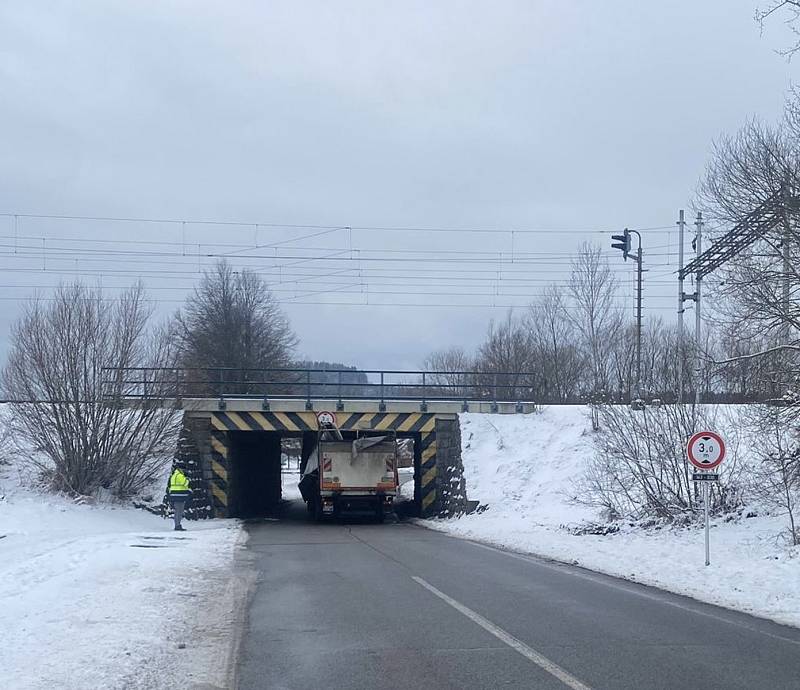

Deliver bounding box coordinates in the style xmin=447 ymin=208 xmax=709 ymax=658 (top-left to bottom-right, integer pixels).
xmin=100 ymin=366 xmax=544 ymax=409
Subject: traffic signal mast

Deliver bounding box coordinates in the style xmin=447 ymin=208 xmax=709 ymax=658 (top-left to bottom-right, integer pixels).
xmin=611 ymin=227 xmax=643 ymax=405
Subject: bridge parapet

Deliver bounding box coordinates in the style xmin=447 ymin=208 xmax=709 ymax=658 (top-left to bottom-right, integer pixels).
xmin=102 ymin=367 xmax=540 ymax=413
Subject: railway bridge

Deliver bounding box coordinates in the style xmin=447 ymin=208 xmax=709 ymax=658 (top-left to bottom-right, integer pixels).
xmin=106 ymin=367 xmax=538 ymax=519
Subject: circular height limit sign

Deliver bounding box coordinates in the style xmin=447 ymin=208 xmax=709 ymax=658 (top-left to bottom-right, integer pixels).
xmin=316 ymin=410 xmax=337 ymax=428
xmin=687 ymin=431 xmax=726 ymax=470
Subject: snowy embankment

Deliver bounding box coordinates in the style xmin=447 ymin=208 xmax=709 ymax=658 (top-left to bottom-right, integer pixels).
xmin=424 ymin=408 xmax=800 ymax=628
xmin=0 ymin=466 xmax=246 ymax=690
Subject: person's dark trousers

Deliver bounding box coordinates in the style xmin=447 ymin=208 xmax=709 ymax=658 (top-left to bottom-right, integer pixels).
xmin=171 ymin=498 xmax=187 ymax=530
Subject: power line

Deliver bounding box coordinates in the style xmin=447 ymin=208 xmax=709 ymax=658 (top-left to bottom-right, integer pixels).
xmin=0 ymin=211 xmax=676 ymax=235
xmin=0 ymin=294 xmax=678 ymax=309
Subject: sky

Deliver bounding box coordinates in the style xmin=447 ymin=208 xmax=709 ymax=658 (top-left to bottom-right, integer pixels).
xmin=0 ymin=1 xmax=797 ymax=369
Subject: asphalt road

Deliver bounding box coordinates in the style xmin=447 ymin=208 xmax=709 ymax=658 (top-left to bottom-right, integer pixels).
xmin=237 ymin=502 xmax=800 ymax=690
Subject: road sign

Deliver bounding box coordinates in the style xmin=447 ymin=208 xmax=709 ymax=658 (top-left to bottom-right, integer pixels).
xmin=316 ymin=410 xmax=337 ymax=427
xmin=692 ymin=472 xmax=719 ymax=482
xmin=687 ymin=431 xmax=725 ymax=470
xmin=687 ymin=430 xmax=725 ymax=567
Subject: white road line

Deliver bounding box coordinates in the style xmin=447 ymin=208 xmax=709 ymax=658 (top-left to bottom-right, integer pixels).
xmin=467 ymin=540 xmax=800 ymax=647
xmin=411 ymin=575 xmax=592 ymax=690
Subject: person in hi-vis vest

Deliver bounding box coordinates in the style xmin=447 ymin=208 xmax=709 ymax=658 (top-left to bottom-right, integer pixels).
xmin=166 ymin=464 xmax=192 ymax=531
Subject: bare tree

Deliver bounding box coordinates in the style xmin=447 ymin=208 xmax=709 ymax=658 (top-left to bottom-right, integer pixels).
xmin=526 ymin=285 xmax=583 ymax=401
xmin=696 ymin=108 xmax=800 ymax=387
xmin=175 ymin=260 xmax=297 ymax=392
xmin=475 ymin=311 xmax=538 ymax=400
xmin=422 ymin=347 xmax=475 ymax=398
xmin=756 ymin=1 xmax=800 ymax=57
xmin=565 ymin=243 xmax=622 ymax=394
xmin=2 ymin=283 xmax=179 ymax=497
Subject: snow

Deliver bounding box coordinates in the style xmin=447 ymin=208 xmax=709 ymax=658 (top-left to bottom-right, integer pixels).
xmin=0 ymin=464 xmax=246 ymax=690
xmin=282 ymin=469 xmax=303 ymax=500
xmin=424 ymin=407 xmax=800 ymax=628
xmin=397 ymin=466 xmax=415 ymax=499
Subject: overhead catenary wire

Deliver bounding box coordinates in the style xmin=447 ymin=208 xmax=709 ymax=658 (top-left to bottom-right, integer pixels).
xmin=0 ymin=210 xmax=677 ymax=235
xmin=0 ymin=209 xmax=688 ymax=318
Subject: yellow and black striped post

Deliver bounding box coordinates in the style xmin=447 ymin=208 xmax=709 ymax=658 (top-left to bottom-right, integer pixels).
xmin=419 ymin=430 xmax=438 ymax=514
xmin=209 ymin=429 xmax=230 ymax=517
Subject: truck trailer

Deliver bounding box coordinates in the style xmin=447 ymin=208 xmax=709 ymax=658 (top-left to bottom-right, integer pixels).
xmin=298 ymin=426 xmax=399 ymax=521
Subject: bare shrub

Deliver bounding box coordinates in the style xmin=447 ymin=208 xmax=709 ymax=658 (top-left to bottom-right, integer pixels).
xmin=580 ymin=404 xmax=745 ymax=521
xmin=743 ymin=404 xmax=800 ymax=545
xmin=2 ymin=283 xmax=179 ymax=497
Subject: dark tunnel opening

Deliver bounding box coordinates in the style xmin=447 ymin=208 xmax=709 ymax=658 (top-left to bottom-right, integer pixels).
xmin=227 ymin=431 xmax=283 ymax=518
xmin=222 ymin=429 xmax=422 ymax=520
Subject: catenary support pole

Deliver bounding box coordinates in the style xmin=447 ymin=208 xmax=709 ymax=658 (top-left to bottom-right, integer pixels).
xmin=694 ymin=212 xmax=703 ymax=407
xmin=677 ymin=210 xmax=685 ymax=404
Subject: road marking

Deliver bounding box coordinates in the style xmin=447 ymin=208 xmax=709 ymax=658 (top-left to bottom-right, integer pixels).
xmin=411 ymin=575 xmax=592 ymax=690
xmin=466 ymin=540 xmax=800 ymax=647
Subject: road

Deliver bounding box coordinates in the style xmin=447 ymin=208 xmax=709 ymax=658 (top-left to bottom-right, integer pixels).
xmin=237 ymin=502 xmax=800 ymax=690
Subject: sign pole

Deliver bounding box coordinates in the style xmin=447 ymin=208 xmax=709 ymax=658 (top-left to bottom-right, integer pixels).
xmin=687 ymin=430 xmax=725 ymax=567
xmin=704 ymin=482 xmax=710 ymax=566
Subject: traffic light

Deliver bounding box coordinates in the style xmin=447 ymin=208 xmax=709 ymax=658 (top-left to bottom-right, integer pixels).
xmin=611 ymin=228 xmax=631 ymax=261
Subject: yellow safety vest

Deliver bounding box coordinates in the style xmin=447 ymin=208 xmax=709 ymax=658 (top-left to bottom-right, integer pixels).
xmin=168 ymin=469 xmax=190 ymax=495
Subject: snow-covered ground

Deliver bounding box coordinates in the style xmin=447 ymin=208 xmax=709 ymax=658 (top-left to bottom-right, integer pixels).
xmin=424 ymin=408 xmax=800 ymax=628
xmin=397 ymin=466 xmax=415 ymax=500
xmin=0 ymin=464 xmax=246 ymax=690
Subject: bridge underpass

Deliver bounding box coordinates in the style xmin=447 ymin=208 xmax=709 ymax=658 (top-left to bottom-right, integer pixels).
xmin=104 ymin=366 xmax=539 ymax=520
xmin=179 ymin=402 xmax=479 ymax=519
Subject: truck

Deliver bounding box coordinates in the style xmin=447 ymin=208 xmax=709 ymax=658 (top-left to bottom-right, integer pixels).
xmin=298 ymin=425 xmax=399 ymax=522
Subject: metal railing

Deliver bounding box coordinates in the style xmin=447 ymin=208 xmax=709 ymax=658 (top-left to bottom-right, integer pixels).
xmin=99 ymin=366 xmax=783 ymax=410
xmin=101 ymin=366 xmax=544 ymax=410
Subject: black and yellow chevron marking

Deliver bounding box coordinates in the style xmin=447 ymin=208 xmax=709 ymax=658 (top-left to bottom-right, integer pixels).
xmin=207 ymin=411 xmax=442 ymax=518
xmin=209 ymin=429 xmax=229 ymax=517
xmin=211 ymin=411 xmax=437 ymax=433
xmin=419 ymin=430 xmax=438 ymax=515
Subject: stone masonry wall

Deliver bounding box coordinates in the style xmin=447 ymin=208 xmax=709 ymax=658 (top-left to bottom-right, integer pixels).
xmin=434 ymin=417 xmax=468 ymax=517
xmin=167 ymin=418 xmax=214 ymax=520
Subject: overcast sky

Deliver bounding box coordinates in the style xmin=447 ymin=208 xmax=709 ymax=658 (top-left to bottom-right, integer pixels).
xmin=0 ymin=1 xmax=796 ymax=369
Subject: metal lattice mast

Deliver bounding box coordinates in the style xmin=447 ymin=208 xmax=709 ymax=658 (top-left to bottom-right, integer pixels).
xmin=679 ymin=191 xmax=783 ymax=282
xmin=678 ymin=190 xmax=790 ymax=404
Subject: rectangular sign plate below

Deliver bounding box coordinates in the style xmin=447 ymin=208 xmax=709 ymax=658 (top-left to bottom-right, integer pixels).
xmin=692 ymin=473 xmax=719 ymax=482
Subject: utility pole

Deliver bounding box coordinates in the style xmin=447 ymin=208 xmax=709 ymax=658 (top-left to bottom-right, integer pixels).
xmin=677 ymin=210 xmax=686 ymax=404
xmin=694 ymin=212 xmax=703 ymax=408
